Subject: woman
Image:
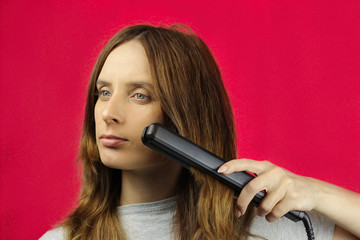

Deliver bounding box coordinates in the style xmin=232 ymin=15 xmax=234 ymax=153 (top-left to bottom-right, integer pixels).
xmin=40 ymin=24 xmax=360 ymax=239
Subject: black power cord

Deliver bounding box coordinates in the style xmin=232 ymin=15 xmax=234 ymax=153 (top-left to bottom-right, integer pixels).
xmin=302 ymin=212 xmax=315 ymax=240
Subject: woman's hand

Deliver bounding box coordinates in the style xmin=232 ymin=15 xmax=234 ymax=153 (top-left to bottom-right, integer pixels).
xmin=217 ymin=158 xmax=319 ymax=221
xmin=217 ymin=158 xmax=360 ymax=239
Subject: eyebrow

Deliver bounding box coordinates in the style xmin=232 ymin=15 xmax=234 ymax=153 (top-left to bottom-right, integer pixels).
xmin=96 ymin=79 xmax=112 ymax=87
xmin=126 ymin=81 xmax=155 ymax=90
xmin=96 ymin=79 xmax=154 ymax=90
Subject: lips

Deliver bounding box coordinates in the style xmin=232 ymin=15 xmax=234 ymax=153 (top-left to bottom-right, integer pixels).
xmin=100 ymin=134 xmax=128 ymax=147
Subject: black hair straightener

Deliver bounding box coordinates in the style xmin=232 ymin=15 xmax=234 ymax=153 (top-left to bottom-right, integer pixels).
xmin=142 ymin=123 xmax=315 ymax=240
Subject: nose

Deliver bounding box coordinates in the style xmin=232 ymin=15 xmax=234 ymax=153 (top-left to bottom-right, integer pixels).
xmin=101 ymin=95 xmax=125 ymax=124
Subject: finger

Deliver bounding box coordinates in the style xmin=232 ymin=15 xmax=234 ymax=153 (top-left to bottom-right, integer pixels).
xmin=256 ymin=170 xmax=291 ymax=216
xmin=236 ymin=174 xmax=269 ymax=216
xmin=217 ymin=158 xmax=273 ymax=175
xmin=256 ymin=182 xmax=287 ymax=217
xmin=236 ymin=166 xmax=288 ymax=216
xmin=265 ymin=194 xmax=296 ymax=222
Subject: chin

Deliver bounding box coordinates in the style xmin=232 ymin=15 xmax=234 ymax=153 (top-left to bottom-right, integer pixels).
xmin=99 ymin=155 xmax=144 ymax=170
xmin=99 ymin=156 xmax=127 ymax=170
xmin=100 ymin=157 xmax=166 ymax=172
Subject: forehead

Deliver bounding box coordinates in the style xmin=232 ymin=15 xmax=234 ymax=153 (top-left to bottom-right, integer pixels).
xmin=98 ymin=40 xmax=152 ymax=84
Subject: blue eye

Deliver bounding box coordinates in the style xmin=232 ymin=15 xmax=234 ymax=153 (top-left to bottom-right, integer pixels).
xmin=134 ymin=93 xmax=148 ymax=99
xmin=96 ymin=89 xmax=112 ymax=100
xmin=100 ymin=90 xmax=111 ymax=97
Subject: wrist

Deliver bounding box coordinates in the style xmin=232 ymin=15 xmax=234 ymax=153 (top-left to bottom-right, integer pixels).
xmin=306 ymin=177 xmax=331 ymax=214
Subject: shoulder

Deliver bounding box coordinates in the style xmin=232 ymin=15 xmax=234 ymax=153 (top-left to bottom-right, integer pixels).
xmin=39 ymin=227 xmax=65 ymax=240
xmin=248 ymin=211 xmax=335 ymax=240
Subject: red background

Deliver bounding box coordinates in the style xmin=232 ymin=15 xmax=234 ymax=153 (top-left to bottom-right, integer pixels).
xmin=1 ymin=1 xmax=359 ymax=239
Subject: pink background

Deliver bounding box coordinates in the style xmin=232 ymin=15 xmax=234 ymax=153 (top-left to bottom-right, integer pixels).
xmin=1 ymin=1 xmax=359 ymax=239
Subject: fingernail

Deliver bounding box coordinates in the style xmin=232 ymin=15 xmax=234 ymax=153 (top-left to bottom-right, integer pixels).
xmin=217 ymin=165 xmax=228 ymax=173
xmin=236 ymin=209 xmax=242 ymax=218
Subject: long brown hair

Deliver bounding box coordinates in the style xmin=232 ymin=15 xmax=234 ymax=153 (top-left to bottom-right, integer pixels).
xmin=62 ymin=24 xmax=255 ymax=239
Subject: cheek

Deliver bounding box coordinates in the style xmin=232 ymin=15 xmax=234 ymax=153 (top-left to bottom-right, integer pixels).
xmin=131 ymin=104 xmax=164 ymax=125
xmin=94 ymin=103 xmax=100 ymax=122
xmin=148 ymin=104 xmax=164 ymax=123
xmin=130 ymin=106 xmax=164 ymax=144
xmin=94 ymin=104 xmax=103 ymax=137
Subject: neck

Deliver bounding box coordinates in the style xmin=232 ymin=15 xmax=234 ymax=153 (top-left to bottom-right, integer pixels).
xmin=119 ymin=161 xmax=182 ymax=206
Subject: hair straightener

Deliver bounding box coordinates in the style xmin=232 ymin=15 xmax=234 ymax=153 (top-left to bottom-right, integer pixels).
xmin=142 ymin=123 xmax=315 ymax=240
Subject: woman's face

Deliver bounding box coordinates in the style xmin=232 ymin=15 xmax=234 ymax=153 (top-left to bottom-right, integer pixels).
xmin=94 ymin=40 xmax=166 ymax=170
